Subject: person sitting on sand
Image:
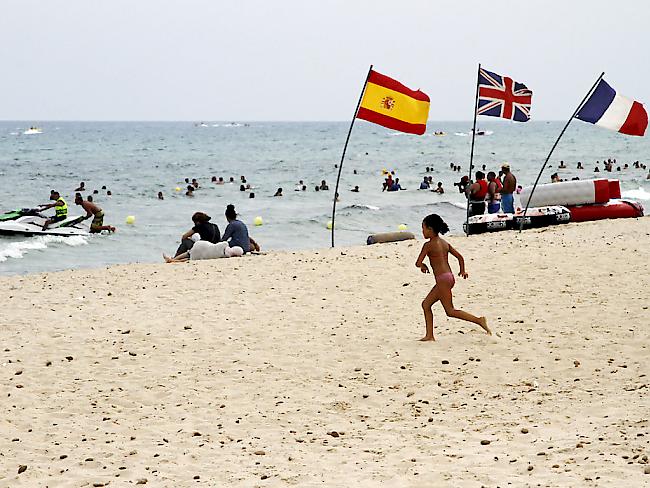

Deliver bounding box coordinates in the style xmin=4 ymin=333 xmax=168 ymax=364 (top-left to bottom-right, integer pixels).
xmin=164 ymin=241 xmax=243 ymax=262
xmin=221 ymin=204 xmax=250 ymax=253
xmin=415 ymin=214 xmax=491 ymax=341
xmin=173 ymin=211 xmax=220 ymax=258
xmin=74 ymin=193 xmax=116 ymax=233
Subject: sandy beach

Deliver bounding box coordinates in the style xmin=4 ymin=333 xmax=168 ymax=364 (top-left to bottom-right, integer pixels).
xmin=1 ymin=216 xmax=649 ymax=487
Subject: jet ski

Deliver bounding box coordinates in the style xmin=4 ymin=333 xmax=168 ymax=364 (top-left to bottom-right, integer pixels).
xmin=0 ymin=208 xmax=89 ymax=237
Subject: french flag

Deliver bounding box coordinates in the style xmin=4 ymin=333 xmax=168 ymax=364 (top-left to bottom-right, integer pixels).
xmin=575 ymin=79 xmax=647 ymax=136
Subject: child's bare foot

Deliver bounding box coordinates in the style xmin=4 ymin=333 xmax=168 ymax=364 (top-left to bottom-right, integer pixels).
xmin=479 ymin=317 xmax=492 ymax=335
xmin=163 ymin=253 xmax=173 ymax=263
xmin=418 ymin=336 xmax=436 ymax=341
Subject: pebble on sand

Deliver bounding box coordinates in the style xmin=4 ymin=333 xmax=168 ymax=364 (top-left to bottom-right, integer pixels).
xmin=136 ymin=479 xmax=148 ymax=485
xmin=480 ymin=440 xmax=491 ymax=445
xmin=521 ymin=428 xmax=529 ymax=434
xmin=18 ymin=465 xmax=27 ymax=474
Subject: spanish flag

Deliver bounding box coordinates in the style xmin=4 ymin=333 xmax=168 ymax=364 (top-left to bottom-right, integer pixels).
xmin=357 ymin=70 xmax=430 ymax=135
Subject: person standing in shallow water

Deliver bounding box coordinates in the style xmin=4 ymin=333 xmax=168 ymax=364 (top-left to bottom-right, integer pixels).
xmin=415 ymin=214 xmax=491 ymax=341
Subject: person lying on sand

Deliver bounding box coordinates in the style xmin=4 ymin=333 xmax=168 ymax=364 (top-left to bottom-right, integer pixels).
xmin=163 ymin=241 xmax=243 ymax=263
xmin=415 ymin=214 xmax=491 ymax=341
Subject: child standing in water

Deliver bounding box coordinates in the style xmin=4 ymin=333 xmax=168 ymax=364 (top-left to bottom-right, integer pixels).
xmin=415 ymin=214 xmax=491 ymax=341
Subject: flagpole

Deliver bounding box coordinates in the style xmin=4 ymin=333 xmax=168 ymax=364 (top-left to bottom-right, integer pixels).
xmin=465 ymin=63 xmax=481 ymax=236
xmin=331 ymin=64 xmax=373 ymax=248
xmin=519 ymin=71 xmax=605 ymax=231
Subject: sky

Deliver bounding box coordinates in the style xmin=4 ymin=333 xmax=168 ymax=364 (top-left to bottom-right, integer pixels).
xmin=2 ymin=0 xmax=649 ymax=121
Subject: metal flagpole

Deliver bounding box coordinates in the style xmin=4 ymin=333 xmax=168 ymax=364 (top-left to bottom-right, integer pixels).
xmin=465 ymin=63 xmax=481 ymax=236
xmin=331 ymin=64 xmax=373 ymax=248
xmin=519 ymin=72 xmax=605 ymax=232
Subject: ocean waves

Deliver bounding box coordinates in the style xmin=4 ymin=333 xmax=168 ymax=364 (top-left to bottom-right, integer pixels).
xmin=0 ymin=235 xmax=88 ymax=263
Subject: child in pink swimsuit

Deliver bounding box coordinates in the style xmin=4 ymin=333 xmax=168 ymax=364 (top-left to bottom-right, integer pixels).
xmin=415 ymin=214 xmax=491 ymax=341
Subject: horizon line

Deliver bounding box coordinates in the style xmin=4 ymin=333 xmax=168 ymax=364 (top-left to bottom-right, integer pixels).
xmin=0 ymin=119 xmax=566 ymax=123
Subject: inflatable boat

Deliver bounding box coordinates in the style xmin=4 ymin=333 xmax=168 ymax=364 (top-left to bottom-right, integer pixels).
xmin=519 ymin=179 xmax=643 ymax=223
xmin=568 ymin=199 xmax=644 ymax=222
xmin=463 ymin=206 xmax=571 ymax=235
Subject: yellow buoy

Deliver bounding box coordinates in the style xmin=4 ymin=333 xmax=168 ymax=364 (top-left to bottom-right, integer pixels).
xmin=126 ymin=215 xmax=136 ymax=225
xmin=398 ymin=224 xmax=408 ymax=231
xmin=254 ymin=216 xmax=263 ymax=226
xmin=175 ymin=186 xmax=181 ymax=192
xmin=326 ymin=220 xmax=333 ymax=230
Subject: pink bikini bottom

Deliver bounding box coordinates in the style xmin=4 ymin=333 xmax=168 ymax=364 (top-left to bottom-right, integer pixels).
xmin=435 ymin=272 xmax=456 ymax=289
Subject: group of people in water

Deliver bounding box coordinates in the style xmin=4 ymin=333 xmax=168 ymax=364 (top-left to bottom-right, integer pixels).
xmin=554 ymin=158 xmax=650 ymax=180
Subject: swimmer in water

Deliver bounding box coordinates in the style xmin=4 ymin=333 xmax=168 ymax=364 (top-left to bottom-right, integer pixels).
xmin=415 ymin=214 xmax=491 ymax=341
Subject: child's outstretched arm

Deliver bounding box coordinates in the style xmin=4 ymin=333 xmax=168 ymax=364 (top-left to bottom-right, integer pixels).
xmin=415 ymin=243 xmax=430 ymax=273
xmin=448 ymin=244 xmax=468 ymax=278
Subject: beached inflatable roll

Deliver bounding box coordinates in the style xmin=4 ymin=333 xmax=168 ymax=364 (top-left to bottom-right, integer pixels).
xmin=367 ymin=231 xmax=416 ymax=245
xmin=520 ymin=179 xmax=610 ymax=208
xmin=608 ymin=179 xmax=621 ymax=199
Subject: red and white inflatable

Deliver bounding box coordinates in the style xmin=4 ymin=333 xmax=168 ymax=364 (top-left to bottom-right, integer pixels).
xmin=520 ymin=179 xmax=611 ymax=208
xmin=568 ymin=199 xmax=644 ymax=222
xmin=519 ymin=179 xmax=643 ymax=224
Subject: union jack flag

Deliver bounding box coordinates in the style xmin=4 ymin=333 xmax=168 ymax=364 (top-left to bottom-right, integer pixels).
xmin=477 ymin=68 xmax=532 ymax=122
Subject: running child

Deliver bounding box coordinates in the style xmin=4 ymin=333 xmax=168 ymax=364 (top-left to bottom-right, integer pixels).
xmin=415 ymin=214 xmax=491 ymax=341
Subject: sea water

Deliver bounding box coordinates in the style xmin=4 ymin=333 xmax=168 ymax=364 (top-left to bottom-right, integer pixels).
xmin=1 ymin=121 xmax=648 ymax=275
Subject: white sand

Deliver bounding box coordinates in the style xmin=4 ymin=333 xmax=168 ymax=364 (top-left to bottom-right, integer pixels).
xmin=1 ymin=217 xmax=649 ymax=486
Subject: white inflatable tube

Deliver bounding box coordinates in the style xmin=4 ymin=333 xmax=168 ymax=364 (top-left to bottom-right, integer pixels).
xmin=520 ymin=179 xmax=610 ymax=208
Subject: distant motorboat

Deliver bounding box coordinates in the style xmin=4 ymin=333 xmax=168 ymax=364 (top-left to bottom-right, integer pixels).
xmin=471 ymin=129 xmax=493 ymax=136
xmin=23 ymin=127 xmax=43 ymax=135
